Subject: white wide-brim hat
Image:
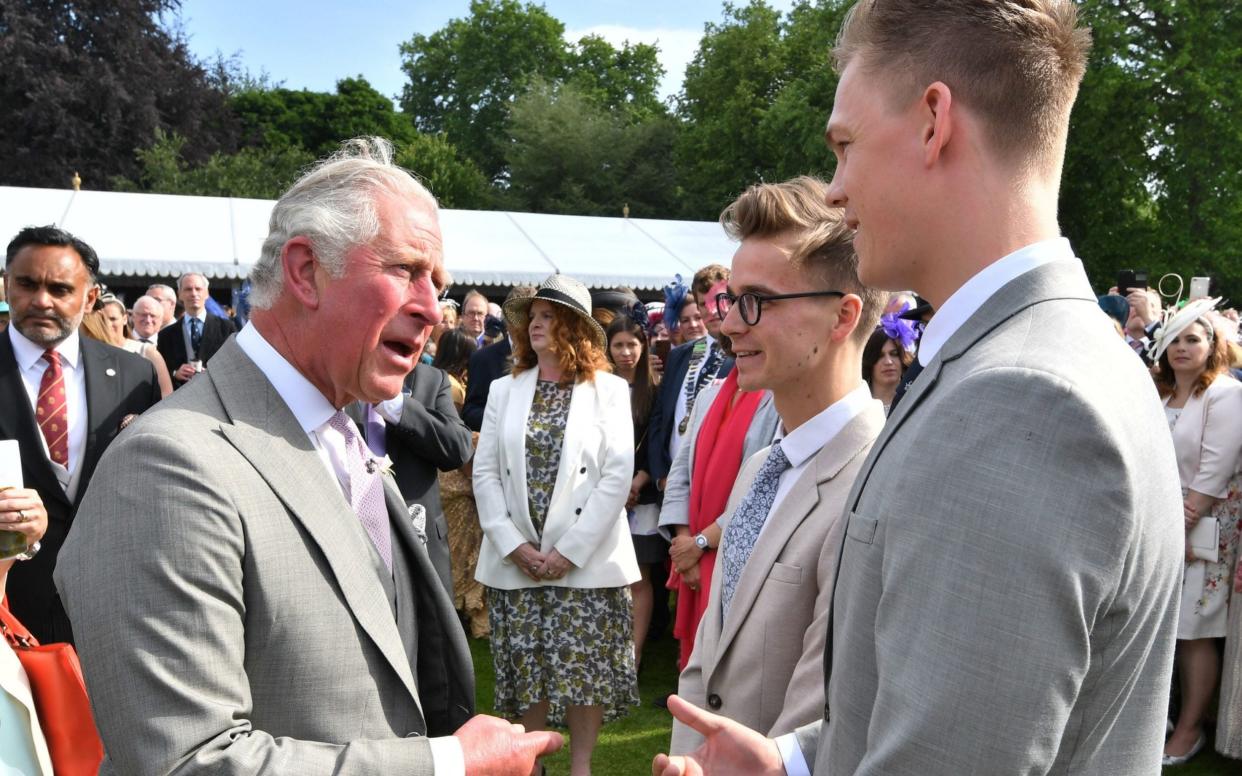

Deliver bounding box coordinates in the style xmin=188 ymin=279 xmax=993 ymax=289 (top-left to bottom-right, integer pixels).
xmin=503 ymin=274 xmax=607 ymax=350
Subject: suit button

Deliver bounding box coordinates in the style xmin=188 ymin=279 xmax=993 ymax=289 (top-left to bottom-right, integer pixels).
xmin=507 ymin=510 xmax=512 ymax=517
xmin=506 ymin=468 xmax=510 ymax=475
xmin=579 ymin=466 xmax=586 ymax=474
xmin=575 ymin=508 xmax=582 ymax=515
xmin=707 ymin=694 xmax=722 ymax=710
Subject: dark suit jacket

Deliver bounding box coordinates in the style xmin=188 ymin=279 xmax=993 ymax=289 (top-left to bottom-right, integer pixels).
xmin=347 ymin=364 xmax=473 ymax=595
xmin=647 ymin=339 xmax=734 ymax=482
xmin=462 ymin=338 xmax=511 ymax=432
xmin=157 ymin=313 xmax=235 ymax=388
xmin=1 ymin=332 xmax=162 ymax=643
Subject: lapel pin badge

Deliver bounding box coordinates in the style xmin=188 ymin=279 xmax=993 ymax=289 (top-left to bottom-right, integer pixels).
xmin=408 ymin=503 xmax=428 ymax=545
xmin=105 ymin=368 xmax=116 ymax=377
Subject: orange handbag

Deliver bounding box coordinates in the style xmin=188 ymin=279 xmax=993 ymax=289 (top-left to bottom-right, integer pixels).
xmin=0 ymin=604 xmax=105 ymax=776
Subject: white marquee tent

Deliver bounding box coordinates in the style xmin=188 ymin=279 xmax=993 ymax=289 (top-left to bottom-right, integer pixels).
xmin=0 ymin=186 xmax=737 ymax=291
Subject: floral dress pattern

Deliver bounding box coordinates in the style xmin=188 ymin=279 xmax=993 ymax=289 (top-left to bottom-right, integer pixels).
xmin=488 ymin=379 xmax=638 ymax=725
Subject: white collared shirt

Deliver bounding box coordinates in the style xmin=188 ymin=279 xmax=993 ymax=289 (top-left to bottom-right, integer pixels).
xmin=756 ymin=383 xmax=873 ymax=540
xmin=232 ymin=324 xmax=464 ymax=774
xmin=181 ymin=308 xmax=209 ymax=361
xmin=917 ymin=237 xmax=1076 ymax=366
xmin=8 ymin=325 xmax=88 ymax=499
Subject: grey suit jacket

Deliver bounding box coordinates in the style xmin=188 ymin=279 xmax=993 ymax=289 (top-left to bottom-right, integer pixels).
xmin=55 ymin=338 xmax=474 ymax=775
xmin=671 ymin=401 xmax=884 ymax=753
xmin=795 ymin=259 xmax=1183 ymax=774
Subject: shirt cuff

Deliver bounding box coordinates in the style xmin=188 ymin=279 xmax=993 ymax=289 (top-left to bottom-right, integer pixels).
xmin=430 ymin=735 xmax=465 ymax=776
xmin=776 ymin=732 xmax=811 ymax=776
xmin=375 ymin=395 xmax=406 ymax=425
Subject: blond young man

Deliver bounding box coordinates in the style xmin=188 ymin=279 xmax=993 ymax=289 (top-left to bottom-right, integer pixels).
xmin=654 ymin=2 xmax=1182 ymax=774
xmin=670 ymin=177 xmax=886 ymax=753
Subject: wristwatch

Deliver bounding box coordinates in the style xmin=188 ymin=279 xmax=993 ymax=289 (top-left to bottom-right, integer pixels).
xmin=693 ymin=533 xmax=710 ymax=551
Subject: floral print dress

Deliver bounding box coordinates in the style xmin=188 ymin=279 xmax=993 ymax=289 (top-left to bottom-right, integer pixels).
xmin=487 ymin=379 xmax=638 ymax=725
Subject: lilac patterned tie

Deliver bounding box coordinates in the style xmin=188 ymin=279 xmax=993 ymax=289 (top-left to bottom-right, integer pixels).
xmin=720 ymin=441 xmax=791 ymax=619
xmin=328 ymin=411 xmax=393 ymax=571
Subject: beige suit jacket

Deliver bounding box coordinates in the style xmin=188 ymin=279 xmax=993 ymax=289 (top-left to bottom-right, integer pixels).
xmin=671 ymin=400 xmax=885 ymax=753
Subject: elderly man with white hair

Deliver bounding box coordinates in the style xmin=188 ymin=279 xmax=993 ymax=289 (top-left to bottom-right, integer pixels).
xmin=56 ymin=137 xmax=562 ymax=776
xmin=156 ymin=272 xmax=235 ymax=387
xmin=129 ymin=295 xmax=164 ymax=345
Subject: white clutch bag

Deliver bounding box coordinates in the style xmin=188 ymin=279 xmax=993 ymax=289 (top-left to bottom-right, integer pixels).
xmin=1188 ymin=517 xmax=1219 ymax=563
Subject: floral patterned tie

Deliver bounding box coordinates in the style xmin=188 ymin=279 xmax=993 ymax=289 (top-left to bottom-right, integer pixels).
xmin=720 ymin=441 xmax=790 ymax=619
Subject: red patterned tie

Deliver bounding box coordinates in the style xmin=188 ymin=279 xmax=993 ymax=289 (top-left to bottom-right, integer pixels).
xmin=37 ymin=350 xmax=69 ymax=467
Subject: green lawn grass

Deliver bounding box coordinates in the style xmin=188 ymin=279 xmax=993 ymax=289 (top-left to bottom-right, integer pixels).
xmin=468 ymin=635 xmax=1238 ymax=775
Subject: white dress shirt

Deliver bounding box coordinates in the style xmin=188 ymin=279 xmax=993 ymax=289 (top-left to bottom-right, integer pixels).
xmin=181 ymin=308 xmax=209 ymax=361
xmin=233 ymin=324 xmax=464 ymax=774
xmin=8 ymin=325 xmax=88 ymax=500
xmin=777 ymin=237 xmax=1079 ymax=776
xmin=916 ymin=237 xmax=1076 ymax=367
xmin=759 ymin=383 xmax=873 ymax=541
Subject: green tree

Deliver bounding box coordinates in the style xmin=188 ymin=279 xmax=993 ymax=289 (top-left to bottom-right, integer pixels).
xmin=399 ymin=0 xmax=669 ymax=183
xmin=504 ymin=80 xmax=678 ymax=218
xmin=395 ymin=133 xmax=492 ymax=210
xmin=566 ymin=35 xmax=667 ymax=121
xmin=0 ymin=0 xmax=236 ymax=189
xmin=113 ymin=130 xmax=313 ymax=199
xmin=1062 ymin=1 xmax=1242 ymax=296
xmin=675 ymin=1 xmax=785 ymax=218
xmin=232 ymin=77 xmax=417 ymax=158
xmin=399 ymin=0 xmax=568 ymax=180
xmin=674 ymin=1 xmax=848 ymax=219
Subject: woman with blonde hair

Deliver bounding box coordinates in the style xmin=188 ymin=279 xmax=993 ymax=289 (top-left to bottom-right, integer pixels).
xmin=474 ymin=274 xmax=639 ymax=775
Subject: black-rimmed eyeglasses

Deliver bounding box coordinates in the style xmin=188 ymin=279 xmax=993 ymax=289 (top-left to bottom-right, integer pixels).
xmin=714 ymin=290 xmax=844 ymax=326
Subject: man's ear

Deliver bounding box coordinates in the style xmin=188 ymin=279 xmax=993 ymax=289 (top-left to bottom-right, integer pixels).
xmin=281 ymin=237 xmax=322 ymax=310
xmin=84 ymin=283 xmax=99 ymax=312
xmin=831 ymin=294 xmax=864 ymax=344
xmin=920 ymin=81 xmax=954 ymax=168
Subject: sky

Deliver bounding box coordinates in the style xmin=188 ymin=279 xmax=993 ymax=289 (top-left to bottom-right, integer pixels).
xmin=174 ymin=0 xmax=797 ymax=103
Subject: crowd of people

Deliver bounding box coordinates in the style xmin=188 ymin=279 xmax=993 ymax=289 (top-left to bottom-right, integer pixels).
xmin=1 ymin=1 xmax=1240 ymax=775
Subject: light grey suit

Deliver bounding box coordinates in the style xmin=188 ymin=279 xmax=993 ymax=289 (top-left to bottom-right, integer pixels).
xmin=795 ymin=260 xmax=1183 ymax=774
xmin=671 ymin=401 xmax=884 ymax=753
xmin=55 ymin=338 xmax=474 ymax=775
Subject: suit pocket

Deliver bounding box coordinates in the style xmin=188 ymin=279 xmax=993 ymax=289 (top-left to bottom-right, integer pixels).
xmin=769 ymin=561 xmax=802 ymax=585
xmin=845 ymin=513 xmax=877 ymax=545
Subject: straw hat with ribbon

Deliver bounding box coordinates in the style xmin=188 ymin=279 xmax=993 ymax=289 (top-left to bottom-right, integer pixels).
xmin=503 ymin=274 xmax=607 ymax=350
xmin=1147 ymin=296 xmax=1222 ymax=363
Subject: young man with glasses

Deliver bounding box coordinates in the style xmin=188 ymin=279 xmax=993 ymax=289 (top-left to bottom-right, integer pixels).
xmin=669 ymin=176 xmax=888 ymax=753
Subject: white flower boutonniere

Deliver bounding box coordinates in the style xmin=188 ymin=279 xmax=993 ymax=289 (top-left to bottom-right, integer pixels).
xmin=365 ymin=455 xmax=394 ymax=477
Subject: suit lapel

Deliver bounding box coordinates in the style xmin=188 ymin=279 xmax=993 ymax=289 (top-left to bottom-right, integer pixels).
xmin=78 ymin=339 xmax=121 ymax=503
xmin=503 ymin=370 xmax=538 ymax=539
xmin=0 ymin=334 xmax=69 ymax=509
xmin=714 ymin=406 xmax=883 ymax=664
xmin=208 ymin=340 xmax=422 ymax=708
xmin=845 ymin=260 xmax=1095 ymax=514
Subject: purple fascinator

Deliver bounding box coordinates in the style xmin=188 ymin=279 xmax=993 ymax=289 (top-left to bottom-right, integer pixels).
xmin=879 ymin=304 xmax=919 ymax=351
xmin=663 ymin=274 xmax=689 ymax=331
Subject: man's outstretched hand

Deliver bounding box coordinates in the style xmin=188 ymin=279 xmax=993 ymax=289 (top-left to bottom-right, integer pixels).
xmin=455 ymin=714 xmax=563 ymax=776
xmin=651 ymin=695 xmax=786 ymax=776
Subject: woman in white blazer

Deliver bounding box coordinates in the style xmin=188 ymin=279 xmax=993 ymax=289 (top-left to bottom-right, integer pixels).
xmin=1151 ymin=302 xmax=1242 ymax=765
xmin=473 ymin=274 xmax=639 ymax=776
